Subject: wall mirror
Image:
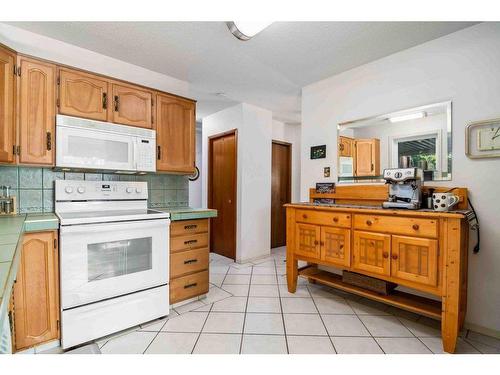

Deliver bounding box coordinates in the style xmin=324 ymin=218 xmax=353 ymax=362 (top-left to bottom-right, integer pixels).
xmin=337 ymin=101 xmax=452 ymax=184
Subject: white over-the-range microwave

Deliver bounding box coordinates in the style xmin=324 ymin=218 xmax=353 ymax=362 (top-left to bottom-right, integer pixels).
xmin=56 ymin=115 xmax=156 ymax=173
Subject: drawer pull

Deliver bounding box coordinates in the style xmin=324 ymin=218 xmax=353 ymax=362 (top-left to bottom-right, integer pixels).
xmin=333 ymin=217 xmax=339 ymax=223
xmin=184 ymin=224 xmax=198 ymax=230
xmin=391 ymin=254 xmax=398 ymax=260
xmin=366 ymin=220 xmax=373 ymax=226
xmin=314 ymin=240 xmax=319 ymax=245
xmin=382 ymin=251 xmax=389 ymax=259
xmin=184 ymin=239 xmax=198 ymax=245
xmin=184 ymin=259 xmax=198 ymax=264
xmin=184 ymin=283 xmax=198 ymax=289
xmin=412 ymin=224 xmax=420 ymax=230
xmin=339 ymin=244 xmax=344 ymax=249
xmin=302 ymin=214 xmax=308 ymax=219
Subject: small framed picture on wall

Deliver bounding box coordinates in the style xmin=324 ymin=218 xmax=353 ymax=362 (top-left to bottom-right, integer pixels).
xmin=310 ymin=145 xmax=326 ymax=159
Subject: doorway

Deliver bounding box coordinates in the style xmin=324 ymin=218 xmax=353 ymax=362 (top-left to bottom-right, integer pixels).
xmin=271 ymin=141 xmax=292 ymax=248
xmin=208 ymin=130 xmax=237 ymax=260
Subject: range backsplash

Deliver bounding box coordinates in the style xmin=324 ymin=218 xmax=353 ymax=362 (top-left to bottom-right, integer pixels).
xmin=0 ymin=166 xmax=189 ymax=214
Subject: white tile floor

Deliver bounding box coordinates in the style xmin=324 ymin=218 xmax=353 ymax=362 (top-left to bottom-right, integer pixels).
xmin=41 ymin=247 xmax=500 ymax=354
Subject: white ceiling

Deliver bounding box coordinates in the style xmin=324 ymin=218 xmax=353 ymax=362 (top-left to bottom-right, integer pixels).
xmin=9 ymin=22 xmax=477 ymax=123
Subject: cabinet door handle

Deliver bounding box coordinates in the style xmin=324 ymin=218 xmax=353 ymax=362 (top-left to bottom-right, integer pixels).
xmin=157 ymin=146 xmax=161 ymax=160
xmin=391 ymin=254 xmax=398 ymax=260
xmin=184 ymin=283 xmax=198 ymax=289
xmin=382 ymin=251 xmax=389 ymax=259
xmin=339 ymin=144 xmax=344 ymax=151
xmin=184 ymin=224 xmax=198 ymax=230
xmin=184 ymin=259 xmax=198 ymax=264
xmin=46 ymin=132 xmax=52 ymax=151
xmin=314 ymin=240 xmax=319 ymax=245
xmin=412 ymin=224 xmax=420 ymax=230
xmin=184 ymin=239 xmax=198 ymax=245
xmin=114 ymin=95 xmax=119 ymax=111
xmin=366 ymin=220 xmax=373 ymax=226
xmin=320 ymin=241 xmax=325 ymax=246
xmin=102 ymin=93 xmax=107 ymax=109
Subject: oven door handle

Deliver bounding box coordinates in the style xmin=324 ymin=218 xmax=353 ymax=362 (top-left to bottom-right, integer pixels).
xmin=59 ymin=218 xmax=170 ymax=234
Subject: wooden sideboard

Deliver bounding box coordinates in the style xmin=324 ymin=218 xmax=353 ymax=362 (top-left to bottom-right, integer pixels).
xmin=285 ymin=201 xmax=469 ymax=354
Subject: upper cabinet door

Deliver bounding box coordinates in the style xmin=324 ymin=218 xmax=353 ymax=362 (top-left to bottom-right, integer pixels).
xmin=111 ymin=83 xmax=153 ymax=128
xmin=354 ymin=139 xmax=380 ymax=176
xmin=18 ymin=57 xmax=56 ymax=166
xmin=339 ymin=136 xmax=353 ymax=157
xmin=156 ymin=93 xmax=196 ymax=173
xmin=58 ymin=68 xmax=108 ymax=121
xmin=0 ymin=46 xmax=16 ymax=164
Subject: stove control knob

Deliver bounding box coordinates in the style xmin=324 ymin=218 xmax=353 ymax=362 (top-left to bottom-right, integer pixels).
xmin=135 ymin=187 xmax=142 ymax=194
xmin=77 ymin=186 xmax=85 ymax=194
xmin=65 ymin=186 xmax=74 ymax=194
xmin=126 ymin=187 xmax=134 ymax=193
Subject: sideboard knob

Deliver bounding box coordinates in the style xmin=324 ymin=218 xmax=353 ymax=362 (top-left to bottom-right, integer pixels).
xmin=366 ymin=220 xmax=373 ymax=226
xmin=333 ymin=217 xmax=339 ymax=223
xmin=382 ymin=252 xmax=389 ymax=259
xmin=412 ymin=224 xmax=420 ymax=230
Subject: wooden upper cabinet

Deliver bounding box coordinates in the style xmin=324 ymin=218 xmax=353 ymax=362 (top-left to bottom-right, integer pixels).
xmin=339 ymin=136 xmax=353 ymax=157
xmin=0 ymin=45 xmax=16 ymax=164
xmin=352 ymin=230 xmax=391 ymax=276
xmin=391 ymin=235 xmax=438 ymax=287
xmin=155 ymin=93 xmax=196 ymax=173
xmin=321 ymin=227 xmax=351 ymax=267
xmin=110 ymin=83 xmax=153 ymax=128
xmin=18 ymin=57 xmax=56 ymax=165
xmin=58 ymin=68 xmax=108 ymax=121
xmin=295 ymin=223 xmax=321 ymax=259
xmin=13 ymin=231 xmax=59 ymax=351
xmin=354 ymin=138 xmax=380 ymax=176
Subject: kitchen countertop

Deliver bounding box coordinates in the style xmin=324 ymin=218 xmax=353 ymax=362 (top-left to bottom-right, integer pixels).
xmin=0 ymin=213 xmax=59 ymax=331
xmin=155 ymin=206 xmax=218 ymax=221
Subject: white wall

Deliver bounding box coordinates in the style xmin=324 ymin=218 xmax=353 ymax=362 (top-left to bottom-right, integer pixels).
xmin=272 ymin=120 xmax=302 ymax=203
xmin=202 ymin=103 xmax=273 ymax=263
xmin=301 ymin=22 xmax=500 ymax=334
xmin=189 ymin=128 xmax=203 ymax=207
xmin=0 ymin=23 xmax=189 ymax=97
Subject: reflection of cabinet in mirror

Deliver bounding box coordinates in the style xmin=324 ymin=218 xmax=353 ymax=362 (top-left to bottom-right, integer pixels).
xmin=354 ymin=138 xmax=380 ymax=176
xmin=338 ymin=136 xmax=354 ymax=157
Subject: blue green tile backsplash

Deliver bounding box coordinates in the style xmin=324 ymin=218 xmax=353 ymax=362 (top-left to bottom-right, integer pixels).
xmin=0 ymin=166 xmax=189 ymax=213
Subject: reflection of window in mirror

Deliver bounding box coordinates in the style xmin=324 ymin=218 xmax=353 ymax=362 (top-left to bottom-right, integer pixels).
xmin=337 ymin=101 xmax=452 ymax=184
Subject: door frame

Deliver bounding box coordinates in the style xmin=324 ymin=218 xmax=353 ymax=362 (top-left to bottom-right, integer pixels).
xmin=208 ymin=129 xmax=238 ymax=259
xmin=271 ymin=140 xmax=292 ymax=248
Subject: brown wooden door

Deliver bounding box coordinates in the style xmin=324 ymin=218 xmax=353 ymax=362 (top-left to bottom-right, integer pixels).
xmin=0 ymin=46 xmax=16 ymax=164
xmin=209 ymin=131 xmax=237 ymax=259
xmin=338 ymin=136 xmax=353 ymax=157
xmin=111 ymin=83 xmax=153 ymax=128
xmin=271 ymin=141 xmax=291 ymax=248
xmin=295 ymin=223 xmax=321 ymax=259
xmin=13 ymin=231 xmax=59 ymax=351
xmin=352 ymin=230 xmax=391 ymax=276
xmin=156 ymin=93 xmax=196 ymax=173
xmin=321 ymin=227 xmax=351 ymax=267
xmin=354 ymin=139 xmax=380 ymax=176
xmin=58 ymin=68 xmax=108 ymax=121
xmin=391 ymin=235 xmax=438 ymax=287
xmin=18 ymin=57 xmax=56 ymax=165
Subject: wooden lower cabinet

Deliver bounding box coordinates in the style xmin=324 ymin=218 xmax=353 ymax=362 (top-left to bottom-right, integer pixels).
xmin=12 ymin=231 xmax=59 ymax=351
xmin=321 ymin=227 xmax=350 ymax=267
xmin=170 ymin=219 xmax=210 ymax=304
xmin=352 ymin=231 xmax=391 ymax=277
xmin=295 ymin=223 xmax=321 ymax=259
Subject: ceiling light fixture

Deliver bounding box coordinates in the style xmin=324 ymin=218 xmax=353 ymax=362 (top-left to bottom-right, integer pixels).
xmin=389 ymin=112 xmax=427 ymax=123
xmin=226 ymin=21 xmax=272 ymax=41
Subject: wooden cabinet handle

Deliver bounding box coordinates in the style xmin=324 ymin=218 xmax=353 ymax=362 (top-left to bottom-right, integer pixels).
xmin=391 ymin=254 xmax=398 ymax=260
xmin=302 ymin=214 xmax=308 ymax=219
xmin=184 ymin=224 xmax=198 ymax=230
xmin=339 ymin=143 xmax=344 ymax=151
xmin=114 ymin=95 xmax=119 ymax=111
xmin=46 ymin=132 xmax=52 ymax=151
xmin=320 ymin=241 xmax=325 ymax=246
xmin=184 ymin=239 xmax=198 ymax=245
xmin=184 ymin=283 xmax=198 ymax=289
xmin=366 ymin=220 xmax=373 ymax=226
xmin=184 ymin=259 xmax=198 ymax=264
xmin=339 ymin=244 xmax=344 ymax=249
xmin=102 ymin=92 xmax=107 ymax=109
xmin=412 ymin=224 xmax=420 ymax=230
xmin=333 ymin=217 xmax=339 ymax=223
xmin=314 ymin=240 xmax=319 ymax=245
xmin=157 ymin=145 xmax=161 ymax=160
xmin=382 ymin=252 xmax=389 ymax=259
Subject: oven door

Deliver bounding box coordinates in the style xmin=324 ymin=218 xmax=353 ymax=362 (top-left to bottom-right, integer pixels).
xmin=60 ymin=219 xmax=169 ymax=309
xmin=56 ymin=125 xmax=136 ymax=171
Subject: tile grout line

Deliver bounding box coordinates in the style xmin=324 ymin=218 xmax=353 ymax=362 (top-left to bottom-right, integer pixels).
xmin=239 ymin=262 xmax=254 ymax=354
xmin=307 ymin=284 xmax=338 ymax=354
xmin=274 ymin=255 xmax=289 ymax=354
xmin=190 ymin=302 xmax=214 ymax=354
xmin=394 ymin=315 xmax=438 ymax=354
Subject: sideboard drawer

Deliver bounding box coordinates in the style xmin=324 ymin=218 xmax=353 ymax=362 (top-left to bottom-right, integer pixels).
xmin=353 ymin=214 xmax=438 ymax=238
xmin=170 ymin=270 xmax=209 ymax=304
xmin=295 ymin=209 xmax=351 ymax=228
xmin=171 ymin=219 xmax=209 ymax=237
xmin=171 ymin=233 xmax=209 ymax=253
xmin=170 ymin=248 xmax=209 ymax=278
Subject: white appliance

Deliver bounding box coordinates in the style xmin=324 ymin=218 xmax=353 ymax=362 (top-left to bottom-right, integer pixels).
xmin=338 ymin=156 xmax=354 ymax=177
xmin=56 ymin=115 xmax=156 ymax=173
xmin=55 ymin=180 xmax=170 ymax=349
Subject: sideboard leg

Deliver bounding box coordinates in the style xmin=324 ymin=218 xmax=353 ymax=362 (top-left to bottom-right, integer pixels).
xmin=441 ymin=218 xmax=463 ymax=354
xmin=287 ymin=254 xmax=298 ymax=293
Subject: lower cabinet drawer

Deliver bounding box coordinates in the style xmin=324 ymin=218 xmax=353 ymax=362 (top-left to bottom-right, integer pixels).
xmin=170 ymin=271 xmax=209 ymax=304
xmin=170 ymin=233 xmax=209 ymax=253
xmin=296 ymin=209 xmax=351 ymax=228
xmin=353 ymin=214 xmax=438 ymax=238
xmin=170 ymin=248 xmax=209 ymax=278
xmin=171 ymin=219 xmax=209 ymax=237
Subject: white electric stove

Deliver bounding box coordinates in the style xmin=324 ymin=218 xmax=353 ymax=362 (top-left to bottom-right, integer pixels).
xmin=55 ymin=180 xmax=170 ymax=349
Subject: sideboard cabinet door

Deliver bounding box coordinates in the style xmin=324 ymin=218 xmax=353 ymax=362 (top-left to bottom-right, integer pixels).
xmin=321 ymin=227 xmax=351 ymax=267
xmin=352 ymin=230 xmax=391 ymax=276
xmin=294 ymin=223 xmax=321 ymax=260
